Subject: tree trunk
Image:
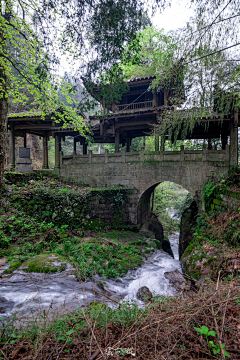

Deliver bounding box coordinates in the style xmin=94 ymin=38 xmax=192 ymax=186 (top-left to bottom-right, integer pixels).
xmin=0 ymin=68 xmax=8 ymax=192
xmin=0 ymin=0 xmax=8 ymax=192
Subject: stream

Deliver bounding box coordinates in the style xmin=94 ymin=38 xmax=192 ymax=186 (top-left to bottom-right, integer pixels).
xmin=0 ymin=230 xmax=181 ymax=321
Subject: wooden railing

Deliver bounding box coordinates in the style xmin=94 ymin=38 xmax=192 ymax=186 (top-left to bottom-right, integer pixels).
xmin=117 ymin=101 xmax=153 ymax=112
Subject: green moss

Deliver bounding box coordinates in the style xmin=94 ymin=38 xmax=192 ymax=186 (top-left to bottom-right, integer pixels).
xmin=9 ymin=260 xmax=21 ymax=271
xmin=4 ymin=260 xmax=21 ymax=274
xmin=22 ymin=254 xmax=67 ymax=273
xmin=184 ymin=243 xmax=196 ymax=256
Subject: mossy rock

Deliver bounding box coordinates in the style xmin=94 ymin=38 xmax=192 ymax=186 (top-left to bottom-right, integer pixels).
xmin=119 ymin=253 xmax=142 ymax=270
xmin=21 ymin=254 xmax=67 ymax=273
xmin=4 ymin=260 xmax=21 ymax=274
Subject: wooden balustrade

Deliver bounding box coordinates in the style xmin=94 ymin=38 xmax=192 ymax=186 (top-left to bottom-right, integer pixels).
xmin=117 ymin=101 xmax=153 ymax=112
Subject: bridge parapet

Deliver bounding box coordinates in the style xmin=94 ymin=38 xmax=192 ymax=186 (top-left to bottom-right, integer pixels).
xmin=61 ymin=144 xmax=229 ymax=166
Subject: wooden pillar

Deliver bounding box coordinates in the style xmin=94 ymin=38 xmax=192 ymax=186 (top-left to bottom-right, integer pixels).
xmin=83 ymin=138 xmax=87 ymax=154
xmin=126 ymin=137 xmax=131 ymax=152
xmin=73 ymin=137 xmax=77 ymax=155
xmin=230 ymin=107 xmax=238 ymax=166
xmin=155 ymin=133 xmax=159 ymax=154
xmin=42 ymin=135 xmax=49 ymax=169
xmin=115 ymin=129 xmax=120 ymax=153
xmin=23 ymin=131 xmax=27 ymax=148
xmin=161 ymin=135 xmax=165 ymax=151
xmin=207 ymin=139 xmax=212 ymax=150
xmin=9 ymin=123 xmax=15 ymax=169
xmin=221 ymin=133 xmax=228 ymax=150
xmin=55 ymin=134 xmax=61 ymax=169
xmin=143 ymin=136 xmax=145 ymax=149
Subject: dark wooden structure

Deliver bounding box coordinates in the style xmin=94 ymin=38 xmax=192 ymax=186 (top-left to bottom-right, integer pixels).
xmin=7 ymin=77 xmax=240 ymax=170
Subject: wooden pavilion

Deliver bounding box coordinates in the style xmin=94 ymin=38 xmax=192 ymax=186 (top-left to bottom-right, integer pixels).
xmin=7 ymin=76 xmax=239 ymax=170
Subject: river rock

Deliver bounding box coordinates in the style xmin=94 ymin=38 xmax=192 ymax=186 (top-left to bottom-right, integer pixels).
xmin=179 ymin=201 xmax=198 ymax=259
xmin=162 ymin=240 xmax=174 ymax=258
xmin=136 ymin=286 xmax=153 ymax=301
xmin=164 ymin=270 xmax=189 ymax=291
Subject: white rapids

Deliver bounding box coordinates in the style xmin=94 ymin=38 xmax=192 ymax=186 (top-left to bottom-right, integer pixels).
xmin=0 ymin=230 xmax=181 ymax=318
xmin=105 ymin=231 xmax=181 ymax=304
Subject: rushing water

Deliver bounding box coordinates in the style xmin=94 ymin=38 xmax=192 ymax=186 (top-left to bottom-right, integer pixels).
xmin=105 ymin=232 xmax=180 ymax=304
xmin=0 ymin=230 xmax=181 ymax=319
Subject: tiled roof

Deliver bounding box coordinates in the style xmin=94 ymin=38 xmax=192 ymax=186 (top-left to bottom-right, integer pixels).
xmin=8 ymin=111 xmax=45 ymax=119
xmin=126 ymin=76 xmax=156 ymax=83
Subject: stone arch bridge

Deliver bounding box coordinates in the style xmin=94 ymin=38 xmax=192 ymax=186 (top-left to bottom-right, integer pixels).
xmin=55 ymin=145 xmax=230 ymax=227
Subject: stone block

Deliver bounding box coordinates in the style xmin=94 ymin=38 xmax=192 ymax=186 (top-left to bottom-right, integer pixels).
xmin=15 ymin=165 xmax=33 ymax=173
xmin=16 ymin=157 xmax=32 ymax=164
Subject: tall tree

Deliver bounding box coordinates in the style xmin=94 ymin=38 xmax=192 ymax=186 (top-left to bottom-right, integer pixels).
xmin=0 ymin=0 xmax=167 ymax=190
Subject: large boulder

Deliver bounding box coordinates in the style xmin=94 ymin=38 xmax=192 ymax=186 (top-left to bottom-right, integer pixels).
xmin=162 ymin=240 xmax=174 ymax=258
xmin=136 ymin=286 xmax=153 ymax=301
xmin=179 ymin=201 xmax=198 ymax=260
xmin=164 ymin=270 xmax=189 ymax=291
xmin=140 ymin=213 xmax=174 ymax=258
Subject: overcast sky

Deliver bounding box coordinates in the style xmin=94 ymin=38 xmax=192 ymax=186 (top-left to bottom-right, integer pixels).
xmin=152 ymin=0 xmax=193 ymax=32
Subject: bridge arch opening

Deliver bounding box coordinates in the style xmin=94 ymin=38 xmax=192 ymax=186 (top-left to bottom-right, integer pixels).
xmin=137 ymin=181 xmax=192 ymax=233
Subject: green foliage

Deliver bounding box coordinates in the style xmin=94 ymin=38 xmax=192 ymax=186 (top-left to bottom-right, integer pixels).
xmin=57 ymin=237 xmax=142 ymax=279
xmin=194 ymin=325 xmax=216 ymax=338
xmin=121 ymin=26 xmax=178 ymax=81
xmin=153 ymin=181 xmax=189 ymax=235
xmin=203 ymin=181 xmax=217 ymax=211
xmin=174 ymin=193 xmax=194 ymax=218
xmin=194 ymin=326 xmax=230 ymax=357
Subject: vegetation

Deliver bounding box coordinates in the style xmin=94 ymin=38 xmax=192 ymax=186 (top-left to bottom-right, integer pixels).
xmin=182 ymin=172 xmax=240 ymax=280
xmin=0 ymin=277 xmax=239 ymax=359
xmin=0 ymin=174 xmax=156 ymax=279
xmin=153 ymin=181 xmax=190 ymax=235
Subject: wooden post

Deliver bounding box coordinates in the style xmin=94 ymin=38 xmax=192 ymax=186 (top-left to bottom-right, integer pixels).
xmin=143 ymin=136 xmax=146 ymax=150
xmin=230 ymin=107 xmax=238 ymax=166
xmin=82 ymin=138 xmax=88 ymax=154
xmin=42 ymin=135 xmax=49 ymax=169
xmin=88 ymin=150 xmax=92 ymax=164
xmin=115 ymin=129 xmax=120 ymax=153
xmin=73 ymin=137 xmax=77 ymax=155
xmin=155 ymin=133 xmax=159 ymax=154
xmin=221 ymin=133 xmax=228 ymax=150
xmin=208 ymin=139 xmax=212 ymax=150
xmin=9 ymin=123 xmax=15 ymax=169
xmin=23 ymin=130 xmax=27 ymax=148
xmin=55 ymin=134 xmax=61 ymax=169
xmin=161 ymin=135 xmax=165 ymax=151
xmin=126 ymin=137 xmax=131 ymax=152
xmin=98 ymin=143 xmax=101 ymax=154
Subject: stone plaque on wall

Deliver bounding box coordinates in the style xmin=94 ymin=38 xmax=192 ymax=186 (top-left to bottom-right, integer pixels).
xmin=18 ymin=147 xmax=30 ymax=159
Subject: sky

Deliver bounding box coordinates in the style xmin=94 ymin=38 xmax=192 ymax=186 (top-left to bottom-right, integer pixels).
xmin=59 ymin=0 xmax=194 ymax=77
xmin=152 ymin=0 xmax=193 ymax=32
